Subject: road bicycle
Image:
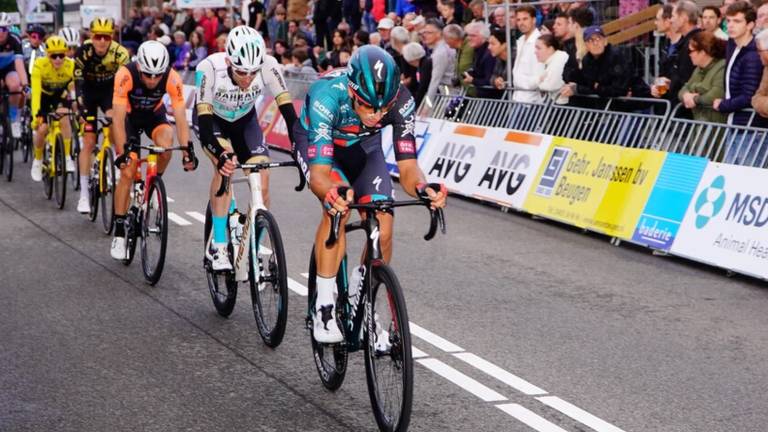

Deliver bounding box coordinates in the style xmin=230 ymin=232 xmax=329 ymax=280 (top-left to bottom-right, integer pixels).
xmin=0 ymin=88 xmax=23 ymax=182
xmin=306 ymin=197 xmax=446 ymax=432
xmin=203 ymin=159 xmax=305 ymax=348
xmin=118 ymin=135 xmax=194 ymax=285
xmin=85 ymin=116 xmax=116 ymax=234
xmin=40 ymin=111 xmax=70 ymax=209
xmin=69 ymin=111 xmax=82 ymax=191
xmin=19 ymin=104 xmax=32 ymax=164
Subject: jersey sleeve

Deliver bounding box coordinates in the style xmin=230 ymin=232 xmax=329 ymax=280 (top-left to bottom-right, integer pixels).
xmin=73 ymin=45 xmax=87 ymax=98
xmin=195 ymin=58 xmax=215 ymax=114
xmin=115 ymin=43 xmax=130 ymax=66
xmin=261 ymin=55 xmax=291 ymax=105
xmin=112 ymin=66 xmax=133 ymax=108
xmin=305 ymin=91 xmax=337 ymax=165
xmin=30 ymin=58 xmax=43 ymax=118
xmin=165 ymin=69 xmax=186 ymax=111
xmin=387 ymin=85 xmax=417 ymax=161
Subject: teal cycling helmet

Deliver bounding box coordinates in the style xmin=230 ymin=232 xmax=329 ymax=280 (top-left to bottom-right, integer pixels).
xmin=346 ymin=45 xmax=400 ymax=111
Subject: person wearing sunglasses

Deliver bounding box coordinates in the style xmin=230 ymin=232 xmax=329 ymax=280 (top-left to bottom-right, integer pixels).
xmin=292 ymin=45 xmax=447 ymax=344
xmin=109 ymin=41 xmax=198 ymax=260
xmin=195 ymin=25 xmax=298 ymax=272
xmin=0 ymin=12 xmax=28 ymax=140
xmin=22 ymin=25 xmax=46 ymax=75
xmin=30 ymin=36 xmax=76 ymax=182
xmin=73 ymin=17 xmax=130 ymax=214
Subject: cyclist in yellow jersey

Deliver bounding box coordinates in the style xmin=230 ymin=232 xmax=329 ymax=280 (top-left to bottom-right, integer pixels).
xmin=30 ymin=36 xmax=75 ymax=182
xmin=74 ymin=18 xmax=130 ymax=213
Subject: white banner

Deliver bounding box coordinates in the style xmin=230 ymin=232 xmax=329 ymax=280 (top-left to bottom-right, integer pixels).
xmin=177 ymin=0 xmax=228 ymax=8
xmin=419 ymin=122 xmax=551 ymax=210
xmin=80 ymin=5 xmax=122 ymax=28
xmin=380 ymin=117 xmax=446 ymax=178
xmin=5 ymin=12 xmax=21 ymax=25
xmin=671 ymin=162 xmax=768 ymax=280
xmin=25 ymin=12 xmax=54 ymax=24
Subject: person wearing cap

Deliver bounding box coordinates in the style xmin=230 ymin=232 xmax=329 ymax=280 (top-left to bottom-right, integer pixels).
xmin=377 ymin=17 xmax=395 ymax=48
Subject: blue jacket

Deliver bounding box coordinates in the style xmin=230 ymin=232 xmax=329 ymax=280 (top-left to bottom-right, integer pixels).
xmin=720 ymin=37 xmax=763 ymax=125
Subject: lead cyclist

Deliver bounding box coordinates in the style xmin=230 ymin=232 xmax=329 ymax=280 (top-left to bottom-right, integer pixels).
xmin=195 ymin=25 xmax=298 ymax=271
xmin=293 ymin=45 xmax=447 ymax=344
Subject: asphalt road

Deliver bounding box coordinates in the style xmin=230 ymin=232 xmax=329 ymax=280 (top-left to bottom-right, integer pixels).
xmin=2 ymin=148 xmax=768 ymax=432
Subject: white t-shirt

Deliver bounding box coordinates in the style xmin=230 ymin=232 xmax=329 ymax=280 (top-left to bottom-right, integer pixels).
xmin=725 ymin=46 xmax=741 ymax=125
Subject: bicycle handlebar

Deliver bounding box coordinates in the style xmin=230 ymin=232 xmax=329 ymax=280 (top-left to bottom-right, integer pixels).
xmin=325 ymin=198 xmax=446 ymax=247
xmin=214 ymin=159 xmax=306 ymax=197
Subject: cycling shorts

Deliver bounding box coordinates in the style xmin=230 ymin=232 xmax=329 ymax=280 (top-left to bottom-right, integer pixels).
xmin=125 ymin=108 xmax=171 ymax=143
xmin=201 ymin=108 xmax=269 ymax=163
xmin=81 ymin=83 xmax=114 ymax=132
xmin=293 ymin=123 xmax=393 ymax=203
xmin=37 ymin=93 xmax=69 ymax=120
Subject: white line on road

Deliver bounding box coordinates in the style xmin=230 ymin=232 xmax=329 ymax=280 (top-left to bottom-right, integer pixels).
xmin=409 ymin=322 xmax=464 ymax=353
xmin=496 ymin=404 xmax=569 ymax=432
xmin=411 ymin=345 xmax=428 ymax=359
xmin=287 ymin=277 xmax=308 ymax=296
xmin=536 ymin=396 xmax=626 ymax=432
xmin=168 ymin=212 xmax=192 ymax=226
xmin=186 ymin=211 xmax=206 ymax=223
xmin=166 ymin=196 xmax=175 ymax=202
xmin=454 ymin=352 xmax=547 ymax=396
xmin=300 ymin=272 xmax=309 ymax=279
xmin=417 ymin=358 xmax=507 ymax=402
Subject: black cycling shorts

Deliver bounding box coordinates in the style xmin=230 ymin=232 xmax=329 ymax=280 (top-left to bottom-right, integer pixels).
xmin=81 ymin=83 xmax=114 ymax=133
xmin=293 ymin=123 xmax=393 ymax=203
xmin=203 ymin=108 xmax=269 ymax=163
xmin=125 ymin=108 xmax=171 ymax=142
xmin=37 ymin=93 xmax=68 ymax=120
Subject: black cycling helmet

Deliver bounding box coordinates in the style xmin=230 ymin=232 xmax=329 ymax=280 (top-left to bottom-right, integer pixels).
xmin=346 ymin=45 xmax=400 ymax=111
xmin=27 ymin=25 xmax=46 ymax=38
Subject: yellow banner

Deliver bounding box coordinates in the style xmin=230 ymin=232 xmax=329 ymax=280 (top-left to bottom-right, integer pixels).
xmin=523 ymin=137 xmax=665 ymax=238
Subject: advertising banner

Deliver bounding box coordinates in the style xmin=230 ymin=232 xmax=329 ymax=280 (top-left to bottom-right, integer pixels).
xmin=381 ymin=117 xmax=445 ymax=177
xmin=26 ymin=12 xmax=54 ymax=24
xmin=631 ymin=153 xmax=708 ymax=250
xmin=177 ymin=0 xmax=228 ymax=9
xmin=671 ymin=163 xmax=768 ymax=280
xmin=81 ymin=5 xmax=121 ymax=27
xmin=523 ymin=137 xmax=665 ymax=238
xmin=417 ymin=122 xmax=551 ymax=210
xmin=258 ymin=96 xmax=304 ymax=152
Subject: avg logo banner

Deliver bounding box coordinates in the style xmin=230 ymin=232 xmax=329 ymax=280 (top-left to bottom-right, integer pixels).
xmin=523 ymin=137 xmax=665 ymax=239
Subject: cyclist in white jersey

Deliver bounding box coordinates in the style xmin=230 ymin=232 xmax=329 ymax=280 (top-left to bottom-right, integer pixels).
xmin=195 ymin=25 xmax=298 ymax=271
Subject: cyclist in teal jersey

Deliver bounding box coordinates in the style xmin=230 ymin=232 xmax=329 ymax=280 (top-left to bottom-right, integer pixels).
xmin=293 ymin=46 xmax=447 ymax=343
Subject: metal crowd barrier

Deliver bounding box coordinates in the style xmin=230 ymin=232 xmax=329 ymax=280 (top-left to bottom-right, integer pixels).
xmin=285 ymin=76 xmax=316 ymax=100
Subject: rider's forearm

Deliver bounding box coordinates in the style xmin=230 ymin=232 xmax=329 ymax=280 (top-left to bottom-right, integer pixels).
xmin=309 ymin=165 xmax=336 ymax=202
xmin=15 ymin=59 xmax=27 ymax=87
xmin=174 ymin=110 xmax=190 ymax=146
xmin=397 ymin=160 xmax=427 ymax=197
xmin=196 ymin=112 xmax=224 ymax=158
xmin=112 ymin=109 xmax=127 ymax=154
xmin=277 ymin=100 xmax=297 ymax=133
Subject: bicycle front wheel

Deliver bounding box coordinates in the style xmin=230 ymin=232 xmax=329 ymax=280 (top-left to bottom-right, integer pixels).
xmin=141 ymin=178 xmax=168 ymax=285
xmin=53 ymin=134 xmax=67 ymax=209
xmin=70 ymin=129 xmax=81 ymax=190
xmin=4 ymin=135 xmax=13 ymax=182
xmin=204 ymin=203 xmax=237 ymax=317
xmin=100 ymin=147 xmax=116 ymax=234
xmin=42 ymin=141 xmax=53 ymax=199
xmin=88 ymin=158 xmax=99 ymax=221
xmin=364 ymin=263 xmax=413 ymax=432
xmin=249 ymin=209 xmax=288 ymax=348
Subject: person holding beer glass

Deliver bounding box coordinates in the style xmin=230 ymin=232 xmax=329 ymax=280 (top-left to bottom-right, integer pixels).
xmin=678 ymin=31 xmax=727 ymax=123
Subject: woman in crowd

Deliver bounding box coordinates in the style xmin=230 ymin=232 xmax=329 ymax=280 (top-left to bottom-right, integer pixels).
xmin=327 ymin=29 xmax=350 ymax=68
xmin=535 ymin=34 xmax=569 ymax=104
xmin=403 ymin=41 xmax=432 ymax=107
xmin=679 ymin=31 xmax=727 ymax=123
xmin=488 ymin=28 xmax=509 ymax=92
xmin=187 ymin=30 xmax=208 ymax=69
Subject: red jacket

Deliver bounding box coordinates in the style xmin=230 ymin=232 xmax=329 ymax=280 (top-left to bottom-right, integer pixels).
xmin=372 ymin=0 xmax=386 ymax=22
xmin=200 ymin=16 xmax=219 ymax=54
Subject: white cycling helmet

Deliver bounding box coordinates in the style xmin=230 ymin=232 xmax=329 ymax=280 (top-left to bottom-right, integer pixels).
xmin=225 ymin=25 xmax=265 ymax=73
xmin=0 ymin=12 xmax=14 ymax=27
xmin=137 ymin=40 xmax=169 ymax=75
xmin=58 ymin=27 xmax=80 ymax=47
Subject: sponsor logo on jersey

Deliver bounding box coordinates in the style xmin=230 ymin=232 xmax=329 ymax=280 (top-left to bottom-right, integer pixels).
xmin=312 ymin=100 xmax=334 ymax=120
xmin=396 ymin=140 xmax=415 ymax=154
xmin=314 ymin=122 xmax=332 ymax=143
xmin=321 ymin=145 xmax=334 ymax=157
xmin=398 ymin=98 xmax=415 ymax=116
xmin=308 ymin=146 xmax=317 ymax=158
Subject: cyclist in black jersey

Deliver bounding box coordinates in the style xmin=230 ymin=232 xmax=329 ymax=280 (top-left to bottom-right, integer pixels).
xmin=0 ymin=13 xmax=28 ymax=139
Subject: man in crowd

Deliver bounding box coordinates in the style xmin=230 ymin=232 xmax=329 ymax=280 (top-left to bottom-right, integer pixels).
xmin=561 ymin=26 xmax=634 ymax=99
xmin=512 ymin=5 xmax=543 ymax=102
xmin=702 ymin=6 xmax=729 ymax=40
xmin=377 ymin=17 xmax=395 ymax=48
xmin=419 ymin=19 xmax=456 ymax=105
xmin=464 ymin=21 xmax=498 ymax=98
xmin=562 ymin=7 xmax=593 ymax=83
xmin=651 ymin=1 xmax=701 ymax=106
xmin=443 ymin=24 xmax=474 ymax=94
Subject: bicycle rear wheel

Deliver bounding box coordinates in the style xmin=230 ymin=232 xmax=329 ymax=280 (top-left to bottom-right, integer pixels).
xmin=141 ymin=178 xmax=168 ymax=285
xmin=4 ymin=135 xmax=13 ymax=182
xmin=204 ymin=203 xmax=237 ymax=317
xmin=249 ymin=209 xmax=288 ymax=348
xmin=364 ymin=263 xmax=413 ymax=432
xmin=88 ymin=158 xmax=99 ymax=221
xmin=308 ymin=249 xmax=348 ymax=391
xmin=100 ymin=147 xmax=115 ymax=234
xmin=42 ymin=141 xmax=53 ymax=199
xmin=53 ymin=134 xmax=67 ymax=209
xmin=122 ymin=206 xmax=139 ymax=266
xmin=70 ymin=128 xmax=81 ymax=190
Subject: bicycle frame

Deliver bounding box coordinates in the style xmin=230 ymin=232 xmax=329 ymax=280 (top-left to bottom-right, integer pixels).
xmin=84 ymin=116 xmax=113 ymax=194
xmin=44 ymin=115 xmax=63 ymax=177
xmin=231 ymin=172 xmax=265 ymax=282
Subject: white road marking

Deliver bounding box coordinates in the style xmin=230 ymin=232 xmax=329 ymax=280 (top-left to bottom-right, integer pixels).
xmin=300 ymin=272 xmax=309 ymax=279
xmin=166 ymin=196 xmax=174 ymax=202
xmin=496 ymin=404 xmax=569 ymax=432
xmin=536 ymin=396 xmax=626 ymax=432
xmin=417 ymin=358 xmax=507 ymax=402
xmin=411 ymin=345 xmax=428 ymax=359
xmin=409 ymin=322 xmax=464 ymax=353
xmin=168 ymin=212 xmax=192 ymax=226
xmin=287 ymin=277 xmax=308 ymax=296
xmin=454 ymin=352 xmax=547 ymax=396
xmin=186 ymin=211 xmax=206 ymax=223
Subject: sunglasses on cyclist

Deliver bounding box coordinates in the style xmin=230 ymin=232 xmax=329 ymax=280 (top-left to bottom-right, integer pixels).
xmin=350 ymin=89 xmax=394 ymax=115
xmin=0 ymin=27 xmax=8 ymax=33
xmin=141 ymin=71 xmax=163 ymax=79
xmin=232 ymin=68 xmax=258 ymax=77
xmin=92 ymin=34 xmax=112 ymax=42
xmin=49 ymin=53 xmax=66 ymax=60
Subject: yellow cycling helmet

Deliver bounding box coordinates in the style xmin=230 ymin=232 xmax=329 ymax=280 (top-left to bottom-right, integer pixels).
xmin=45 ymin=36 xmax=67 ymax=55
xmin=89 ymin=17 xmax=114 ymax=35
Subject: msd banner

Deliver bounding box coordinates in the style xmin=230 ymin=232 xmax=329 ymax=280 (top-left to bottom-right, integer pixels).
xmin=671 ymin=163 xmax=768 ymax=280
xmin=420 ymin=122 xmax=551 ymax=210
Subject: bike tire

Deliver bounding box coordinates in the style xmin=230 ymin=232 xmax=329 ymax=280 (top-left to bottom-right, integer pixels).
xmin=100 ymin=148 xmax=115 ymax=234
xmin=88 ymin=158 xmax=99 ymax=222
xmin=122 ymin=209 xmax=139 ymax=266
xmin=71 ymin=129 xmax=80 ymax=190
xmin=21 ymin=107 xmax=31 ymax=163
xmin=204 ymin=202 xmax=237 ymax=317
xmin=308 ymin=248 xmax=348 ymax=391
xmin=5 ymin=135 xmax=13 ymax=182
xmin=141 ymin=178 xmax=168 ymax=285
xmin=53 ymin=134 xmax=67 ymax=209
xmin=0 ymin=125 xmax=5 ymax=176
xmin=364 ymin=263 xmax=414 ymax=432
xmin=42 ymin=140 xmax=53 ymax=199
xmin=249 ymin=209 xmax=289 ymax=348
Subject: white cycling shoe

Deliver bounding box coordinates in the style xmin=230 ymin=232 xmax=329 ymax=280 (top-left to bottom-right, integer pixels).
xmin=30 ymin=159 xmax=43 ymax=182
xmin=77 ymin=196 xmax=90 ymax=214
xmin=110 ymin=236 xmax=127 ymax=260
xmin=206 ymin=244 xmax=233 ymax=272
xmin=65 ymin=156 xmax=75 ymax=173
xmin=313 ymin=303 xmax=343 ymax=344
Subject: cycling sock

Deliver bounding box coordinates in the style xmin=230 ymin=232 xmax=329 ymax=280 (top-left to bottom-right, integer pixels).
xmin=229 ymin=198 xmax=236 ymax=214
xmin=212 ymin=215 xmax=228 ymax=247
xmin=317 ymin=276 xmax=336 ymax=307
xmin=63 ymin=137 xmax=72 ymax=157
xmin=34 ymin=146 xmax=43 ymax=160
xmin=80 ymin=176 xmax=89 ymax=198
xmin=114 ymin=214 xmax=126 ymax=237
